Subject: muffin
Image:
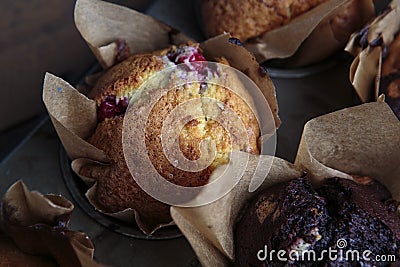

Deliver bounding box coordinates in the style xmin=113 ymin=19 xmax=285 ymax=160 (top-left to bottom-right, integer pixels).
xmin=235 ymin=176 xmax=400 ymax=266
xmin=379 ymin=33 xmax=400 ymax=119
xmin=199 ymin=0 xmax=373 ymax=65
xmin=80 ymin=43 xmax=260 ymax=228
xmin=235 ymin=176 xmax=332 ymax=266
xmin=201 ymin=0 xmax=326 ymax=41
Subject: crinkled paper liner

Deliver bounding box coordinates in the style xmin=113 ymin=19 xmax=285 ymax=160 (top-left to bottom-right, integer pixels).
xmin=43 ymin=0 xmax=280 ymax=235
xmin=243 ymin=0 xmax=374 ymax=66
xmin=171 ymin=102 xmax=400 ymax=266
xmin=346 ymin=0 xmax=400 ymax=102
xmin=0 ymin=180 xmax=104 ymax=267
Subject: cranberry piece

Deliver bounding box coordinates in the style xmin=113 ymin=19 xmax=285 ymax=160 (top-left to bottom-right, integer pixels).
xmin=175 ymin=51 xmax=206 ymax=64
xmin=98 ymin=95 xmax=129 ymax=120
xmin=167 ymin=47 xmax=207 ymax=73
xmin=167 ymin=47 xmax=206 ymax=64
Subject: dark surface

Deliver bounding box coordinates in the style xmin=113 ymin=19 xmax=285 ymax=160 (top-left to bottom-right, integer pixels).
xmin=0 ymin=0 xmax=96 ymax=132
xmin=0 ymin=0 xmax=154 ymax=133
xmin=0 ymin=0 xmax=371 ymax=266
xmin=235 ymin=177 xmax=400 ymax=266
xmin=0 ymin=114 xmax=47 ymax=164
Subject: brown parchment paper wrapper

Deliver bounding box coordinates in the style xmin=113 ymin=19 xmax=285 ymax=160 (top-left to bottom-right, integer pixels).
xmin=243 ymin=0 xmax=374 ymax=66
xmin=74 ymin=0 xmax=192 ymax=69
xmin=295 ymin=102 xmax=400 ymax=195
xmin=43 ymin=0 xmax=280 ymax=234
xmin=172 ymin=155 xmax=303 ymax=266
xmin=171 ymin=102 xmax=400 ymax=266
xmin=346 ymin=0 xmax=400 ymax=102
xmin=0 ymin=180 xmax=104 ymax=267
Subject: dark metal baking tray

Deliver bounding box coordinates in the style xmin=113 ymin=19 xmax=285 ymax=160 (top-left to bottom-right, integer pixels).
xmin=60 ymin=146 xmax=182 ymax=240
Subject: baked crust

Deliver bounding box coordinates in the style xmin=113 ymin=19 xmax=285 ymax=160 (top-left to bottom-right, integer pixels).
xmin=80 ymin=117 xmax=172 ymax=224
xmin=201 ymin=0 xmax=327 ymax=41
xmin=201 ymin=0 xmax=364 ymax=43
xmin=90 ymin=54 xmax=165 ymax=104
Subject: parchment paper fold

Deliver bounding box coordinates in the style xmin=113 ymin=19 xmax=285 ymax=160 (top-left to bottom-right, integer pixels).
xmin=346 ymin=0 xmax=400 ymax=102
xmin=0 ymin=180 xmax=104 ymax=267
xmin=172 ymin=102 xmax=400 ymax=266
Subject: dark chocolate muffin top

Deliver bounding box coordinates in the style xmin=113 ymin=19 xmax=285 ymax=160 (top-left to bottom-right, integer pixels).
xmin=235 ymin=177 xmax=332 ymax=267
xmin=234 ymin=176 xmax=400 ymax=266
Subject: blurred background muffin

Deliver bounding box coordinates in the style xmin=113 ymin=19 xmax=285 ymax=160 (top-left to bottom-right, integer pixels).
xmin=198 ymin=0 xmax=375 ymax=66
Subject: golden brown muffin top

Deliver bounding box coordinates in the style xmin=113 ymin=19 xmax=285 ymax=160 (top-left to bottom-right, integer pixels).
xmin=201 ymin=0 xmax=327 ymax=41
xmin=88 ymin=58 xmax=260 ymax=184
xmin=144 ymin=72 xmax=260 ymax=182
xmin=90 ymin=54 xmax=165 ymax=104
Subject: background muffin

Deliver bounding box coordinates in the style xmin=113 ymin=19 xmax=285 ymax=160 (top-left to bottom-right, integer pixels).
xmin=201 ymin=0 xmax=327 ymax=41
xmin=199 ymin=0 xmax=375 ymax=66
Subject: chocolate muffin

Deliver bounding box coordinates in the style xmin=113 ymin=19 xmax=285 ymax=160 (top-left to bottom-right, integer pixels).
xmin=200 ymin=0 xmax=367 ymax=43
xmin=80 ymin=43 xmax=260 ymax=229
xmin=379 ymin=33 xmax=400 ymax=119
xmin=234 ymin=176 xmax=332 ymax=267
xmin=235 ymin=176 xmax=400 ymax=266
xmin=320 ymin=176 xmax=400 ymax=266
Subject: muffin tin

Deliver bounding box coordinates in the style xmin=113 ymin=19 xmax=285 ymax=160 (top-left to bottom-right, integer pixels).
xmin=0 ymin=0 xmax=391 ymax=266
xmin=60 ymin=147 xmax=183 ymax=240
